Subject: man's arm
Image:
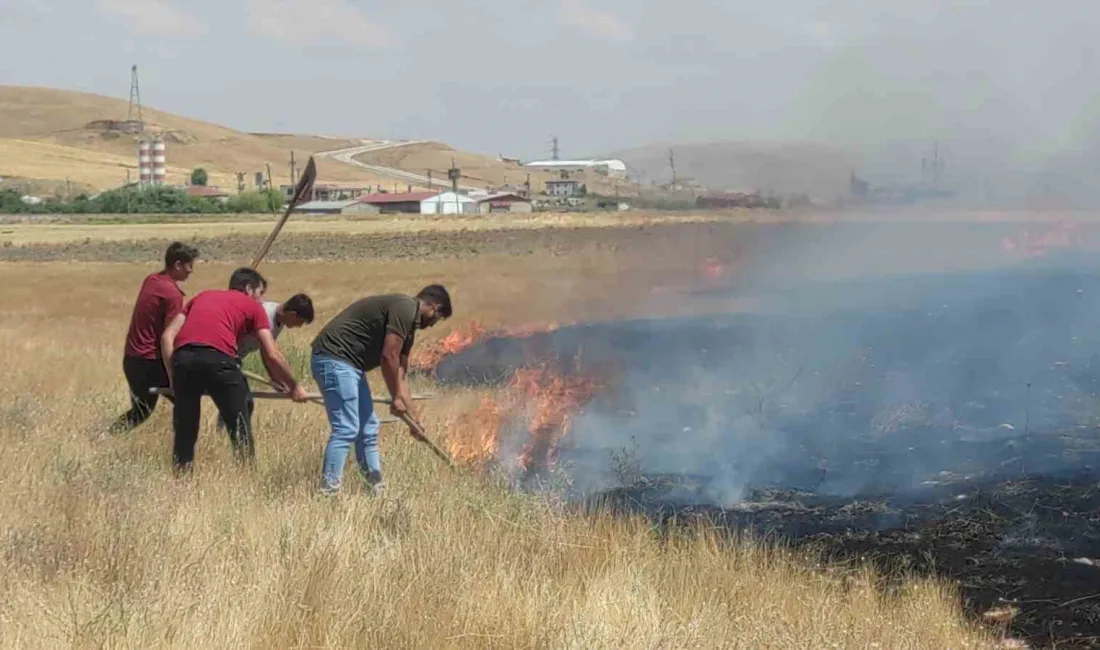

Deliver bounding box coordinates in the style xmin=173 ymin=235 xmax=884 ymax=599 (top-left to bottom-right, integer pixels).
xmin=160 ymin=312 xmax=186 ymax=386
xmin=398 ymin=353 xmax=415 ymax=417
xmin=255 ymin=329 xmax=299 ymax=389
xmin=380 ymin=332 xmax=409 ymax=415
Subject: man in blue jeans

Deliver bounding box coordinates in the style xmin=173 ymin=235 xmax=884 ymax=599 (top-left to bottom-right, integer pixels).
xmin=309 ymin=285 xmax=452 ymax=494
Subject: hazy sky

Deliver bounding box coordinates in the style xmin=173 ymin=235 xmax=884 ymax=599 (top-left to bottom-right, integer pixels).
xmin=3 ymin=0 xmax=1100 ymax=163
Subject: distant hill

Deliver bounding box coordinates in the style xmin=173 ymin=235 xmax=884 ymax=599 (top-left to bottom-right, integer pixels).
xmin=0 ymin=86 xmax=410 ymax=193
xmin=608 ymin=140 xmax=862 ymax=201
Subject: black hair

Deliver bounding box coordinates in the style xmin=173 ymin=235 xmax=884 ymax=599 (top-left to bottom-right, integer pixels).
xmin=283 ymin=293 xmax=314 ymax=323
xmin=228 ymin=267 xmax=267 ymax=293
xmin=164 ymin=242 xmax=199 ymax=268
xmin=417 ymin=284 xmax=452 ymax=318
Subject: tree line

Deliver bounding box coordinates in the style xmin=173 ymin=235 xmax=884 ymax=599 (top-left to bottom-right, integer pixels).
xmin=0 ymin=185 xmax=284 ymax=215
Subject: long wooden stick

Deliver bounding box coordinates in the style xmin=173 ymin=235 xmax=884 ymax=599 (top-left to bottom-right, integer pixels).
xmin=250 ymin=156 xmax=316 ymax=268
xmin=148 ymin=387 xmax=402 ymax=424
xmin=397 ymin=413 xmax=457 ymax=470
xmin=150 ymin=385 xmax=429 ymax=406
xmin=240 ymin=370 xmax=433 ymax=402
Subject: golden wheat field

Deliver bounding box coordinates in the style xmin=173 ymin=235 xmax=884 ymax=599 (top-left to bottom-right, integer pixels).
xmin=0 ymin=218 xmax=1014 ymax=649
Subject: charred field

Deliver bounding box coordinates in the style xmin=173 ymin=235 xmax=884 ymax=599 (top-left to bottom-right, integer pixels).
xmin=430 ymin=250 xmax=1100 ymax=647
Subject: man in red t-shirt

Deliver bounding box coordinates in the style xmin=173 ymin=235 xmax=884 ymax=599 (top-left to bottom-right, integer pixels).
xmin=160 ymin=267 xmax=309 ymax=471
xmin=111 ymin=242 xmax=199 ymax=433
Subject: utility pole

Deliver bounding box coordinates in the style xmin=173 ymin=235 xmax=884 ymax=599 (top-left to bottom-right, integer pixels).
xmin=447 ymin=157 xmax=461 ymax=214
xmin=127 ymin=64 xmax=144 ymax=132
xmin=551 ymin=136 xmax=560 ymax=161
xmin=669 ymin=148 xmax=677 ymax=187
xmin=289 ymin=151 xmax=297 ymax=185
xmin=427 ymin=169 xmax=433 ymax=190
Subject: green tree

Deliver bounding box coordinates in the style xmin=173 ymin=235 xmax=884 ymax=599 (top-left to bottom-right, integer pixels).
xmin=190 ymin=168 xmax=208 ymax=186
xmin=226 ymin=189 xmax=283 ymax=213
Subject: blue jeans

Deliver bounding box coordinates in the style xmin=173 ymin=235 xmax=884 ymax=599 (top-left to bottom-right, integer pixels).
xmin=311 ymin=352 xmax=382 ymax=492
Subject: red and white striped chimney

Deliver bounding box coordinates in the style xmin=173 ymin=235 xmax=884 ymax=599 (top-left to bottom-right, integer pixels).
xmin=138 ymin=139 xmax=152 ymax=187
xmin=151 ymin=137 xmax=166 ymax=186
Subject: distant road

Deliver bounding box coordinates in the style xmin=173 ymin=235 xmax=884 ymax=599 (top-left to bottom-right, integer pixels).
xmin=315 ymin=139 xmax=481 ymax=192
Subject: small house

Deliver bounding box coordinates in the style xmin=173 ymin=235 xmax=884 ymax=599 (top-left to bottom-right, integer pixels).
xmin=476 ymin=193 xmax=533 ymax=214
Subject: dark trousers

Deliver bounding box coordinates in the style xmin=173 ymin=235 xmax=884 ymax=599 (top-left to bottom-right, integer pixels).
xmin=216 ymin=391 xmax=254 ymax=431
xmin=171 ymin=344 xmax=254 ymax=468
xmin=113 ymin=355 xmax=173 ymax=431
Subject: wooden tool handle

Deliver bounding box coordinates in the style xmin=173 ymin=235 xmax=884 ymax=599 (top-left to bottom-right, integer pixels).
xmin=397 ymin=413 xmax=458 ymax=470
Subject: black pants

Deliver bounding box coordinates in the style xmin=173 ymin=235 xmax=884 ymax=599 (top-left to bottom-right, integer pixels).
xmin=113 ymin=355 xmax=173 ymax=431
xmin=216 ymin=391 xmax=254 ymax=431
xmin=171 ymin=344 xmax=254 ymax=468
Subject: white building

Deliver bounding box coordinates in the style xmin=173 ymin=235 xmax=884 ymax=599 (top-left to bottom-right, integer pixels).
xmin=420 ymin=191 xmax=478 ymax=215
xmin=523 ymin=159 xmax=628 ymax=178
xmin=545 ymin=179 xmax=583 ymax=197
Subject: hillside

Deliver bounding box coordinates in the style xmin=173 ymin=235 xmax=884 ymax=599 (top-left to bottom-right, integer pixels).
xmin=0 ymin=86 xmax=404 ymax=193
xmin=608 ymin=140 xmax=862 ymax=201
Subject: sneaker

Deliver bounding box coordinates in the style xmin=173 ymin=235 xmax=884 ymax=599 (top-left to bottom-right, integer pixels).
xmin=320 ymin=478 xmax=341 ymax=496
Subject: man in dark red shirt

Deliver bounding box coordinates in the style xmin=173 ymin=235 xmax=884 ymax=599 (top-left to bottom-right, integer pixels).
xmin=161 ymin=267 xmax=309 ymax=472
xmin=111 ymin=242 xmax=199 ymax=433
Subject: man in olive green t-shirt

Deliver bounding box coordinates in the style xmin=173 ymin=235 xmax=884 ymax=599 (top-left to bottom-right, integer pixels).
xmin=310 ymin=284 xmax=453 ymax=494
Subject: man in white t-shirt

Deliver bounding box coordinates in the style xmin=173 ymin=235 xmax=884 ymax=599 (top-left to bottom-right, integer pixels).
xmin=217 ymin=293 xmax=314 ymax=430
xmin=237 ymin=294 xmax=314 ymax=360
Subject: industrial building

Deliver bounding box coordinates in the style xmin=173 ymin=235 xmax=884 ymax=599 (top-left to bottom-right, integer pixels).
xmin=523 ymin=159 xmax=627 ymax=178
xmin=357 ymin=191 xmax=438 ymax=214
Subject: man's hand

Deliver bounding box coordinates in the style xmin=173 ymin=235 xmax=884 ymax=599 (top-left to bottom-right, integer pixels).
xmin=389 ymin=395 xmax=409 ymax=418
xmin=289 ymin=385 xmax=310 ymax=403
xmin=405 ymin=422 xmax=427 ymax=442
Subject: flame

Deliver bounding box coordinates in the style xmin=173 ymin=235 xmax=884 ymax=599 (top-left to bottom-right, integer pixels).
xmin=447 ymin=365 xmax=601 ymax=475
xmin=412 ymin=320 xmax=488 ymax=370
xmin=700 ymin=256 xmax=724 ymax=279
xmin=411 ymin=319 xmax=570 ymax=371
xmin=1001 ymin=220 xmax=1082 ymax=258
xmin=511 ymin=367 xmax=600 ymax=472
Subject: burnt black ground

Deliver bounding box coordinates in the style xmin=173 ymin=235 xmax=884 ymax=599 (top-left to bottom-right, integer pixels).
xmin=433 ymin=255 xmax=1100 ymax=647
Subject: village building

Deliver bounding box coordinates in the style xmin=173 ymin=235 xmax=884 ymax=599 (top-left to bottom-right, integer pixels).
xmin=357 ymin=191 xmax=438 ymax=214
xmin=281 ymin=183 xmax=373 ymax=203
xmin=294 ymin=199 xmax=378 ymax=215
xmin=545 ymin=179 xmax=584 ymax=198
xmin=475 ymin=192 xmax=533 ymax=214
xmin=183 ymin=185 xmax=231 ymax=203
xmin=420 ymin=191 xmax=478 ymax=215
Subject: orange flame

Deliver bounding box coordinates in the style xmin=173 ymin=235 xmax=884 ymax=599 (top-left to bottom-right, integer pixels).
xmin=412 ymin=320 xmax=488 ymax=370
xmin=448 ymin=365 xmax=602 ymax=475
xmin=411 ymin=319 xmax=570 ymax=371
xmin=700 ymin=256 xmax=724 ymax=279
xmin=1001 ymin=220 xmax=1082 ymax=258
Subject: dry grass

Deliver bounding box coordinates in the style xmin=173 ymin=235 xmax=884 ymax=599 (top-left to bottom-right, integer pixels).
xmin=0 ymin=210 xmax=728 ymax=245
xmin=0 ymin=242 xmax=1003 ymax=648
